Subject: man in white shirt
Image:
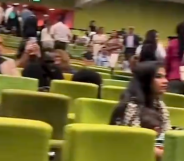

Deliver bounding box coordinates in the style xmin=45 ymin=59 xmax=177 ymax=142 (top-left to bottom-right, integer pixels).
xmin=50 ymin=17 xmax=72 ymax=50
xmin=124 ymin=27 xmax=140 ymax=60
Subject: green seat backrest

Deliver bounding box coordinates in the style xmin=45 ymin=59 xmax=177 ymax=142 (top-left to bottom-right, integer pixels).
xmin=163 ymin=93 xmax=184 ymax=108
xmin=86 ymin=66 xmax=110 ymax=73
xmin=163 ymin=130 xmax=184 ymax=161
xmin=103 ymin=79 xmax=129 ymax=87
xmin=114 ymin=70 xmax=133 ymax=77
xmin=101 ymin=86 xmax=126 ymax=101
xmin=75 ymin=98 xmax=118 ymax=124
xmin=168 ymin=107 xmax=184 ymax=127
xmin=50 ymin=80 xmax=98 ymax=111
xmin=112 ymin=74 xmax=132 ymax=81
xmin=0 ymin=117 xmax=52 ymax=161
xmin=0 ymin=75 xmax=38 ymax=103
xmin=98 ymin=72 xmax=111 ymax=79
xmin=70 ymin=64 xmax=84 ymax=71
xmin=1 ymin=89 xmax=70 ymax=140
xmin=63 ymin=124 xmax=156 ymax=161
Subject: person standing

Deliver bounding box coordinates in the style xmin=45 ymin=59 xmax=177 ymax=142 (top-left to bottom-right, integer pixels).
xmin=166 ymin=21 xmax=184 ymax=94
xmin=136 ymin=30 xmax=166 ymax=62
xmin=20 ymin=5 xmax=33 ymax=25
xmin=88 ymin=20 xmax=97 ymax=32
xmin=6 ymin=4 xmax=21 ymax=36
xmin=41 ymin=20 xmax=54 ymax=49
xmin=50 ymin=17 xmax=72 ymax=50
xmin=124 ymin=27 xmax=140 ymax=60
xmin=91 ymin=27 xmax=107 ymax=62
xmin=106 ymin=30 xmax=123 ymax=71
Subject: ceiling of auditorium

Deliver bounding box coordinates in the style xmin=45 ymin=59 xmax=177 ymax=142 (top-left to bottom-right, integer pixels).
xmin=156 ymin=0 xmax=184 ymax=3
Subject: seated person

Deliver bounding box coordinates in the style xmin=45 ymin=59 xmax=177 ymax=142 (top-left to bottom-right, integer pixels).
xmin=96 ymin=47 xmax=109 ymax=67
xmin=83 ymin=45 xmax=94 ymax=65
xmin=19 ymin=39 xmax=63 ymax=88
xmin=72 ymin=69 xmax=102 ymax=98
xmin=0 ymin=37 xmax=19 ymax=76
xmin=140 ymin=108 xmax=164 ymax=161
xmin=53 ymin=49 xmax=75 ymax=74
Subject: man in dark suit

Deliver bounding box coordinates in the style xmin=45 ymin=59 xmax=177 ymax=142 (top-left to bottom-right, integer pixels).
xmin=124 ymin=27 xmax=140 ymax=60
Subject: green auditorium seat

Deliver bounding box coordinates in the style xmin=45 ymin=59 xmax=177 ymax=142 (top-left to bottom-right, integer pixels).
xmin=163 ymin=130 xmax=184 ymax=161
xmin=98 ymin=72 xmax=111 ymax=79
xmin=50 ymin=80 xmax=98 ymax=111
xmin=0 ymin=75 xmax=38 ymax=103
xmin=168 ymin=107 xmax=184 ymax=127
xmin=1 ymin=89 xmax=70 ymax=161
xmin=112 ymin=74 xmax=132 ymax=81
xmin=103 ymin=79 xmax=129 ymax=87
xmin=114 ymin=70 xmax=133 ymax=77
xmin=86 ymin=66 xmax=110 ymax=73
xmin=70 ymin=64 xmax=84 ymax=71
xmin=0 ymin=117 xmax=52 ymax=161
xmin=163 ymin=93 xmax=184 ymax=108
xmin=101 ymin=86 xmax=126 ymax=101
xmin=75 ymin=98 xmax=117 ymax=124
xmin=63 ymin=124 xmax=156 ymax=161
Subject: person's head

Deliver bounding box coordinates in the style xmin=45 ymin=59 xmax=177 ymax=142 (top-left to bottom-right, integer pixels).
xmin=122 ymin=61 xmax=168 ymax=108
xmin=176 ymin=21 xmax=184 ymax=59
xmin=25 ymin=39 xmax=41 ymax=58
xmin=128 ymin=27 xmax=135 ymax=35
xmin=140 ymin=108 xmax=162 ymax=135
xmin=111 ymin=30 xmax=119 ymax=38
xmin=144 ymin=29 xmax=158 ymax=44
xmin=90 ymin=20 xmax=95 ymax=26
xmin=54 ymin=49 xmax=70 ymax=71
xmin=97 ymin=27 xmax=104 ymax=34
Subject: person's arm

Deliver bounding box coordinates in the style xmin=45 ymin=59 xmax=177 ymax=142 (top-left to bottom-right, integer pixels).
xmin=135 ymin=45 xmax=142 ymax=56
xmin=157 ymin=43 xmax=166 ymax=60
xmin=1 ymin=59 xmax=20 ymax=76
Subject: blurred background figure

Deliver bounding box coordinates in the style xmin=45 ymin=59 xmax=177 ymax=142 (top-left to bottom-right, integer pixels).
xmin=51 ymin=16 xmax=72 ymax=50
xmin=124 ymin=27 xmax=140 ymax=60
xmin=166 ymin=21 xmax=184 ymax=94
xmin=88 ymin=20 xmax=97 ymax=33
xmin=136 ymin=29 xmax=166 ymax=62
xmin=41 ymin=20 xmax=54 ymax=49
xmin=91 ymin=27 xmax=107 ymax=62
xmin=106 ymin=30 xmax=122 ymax=71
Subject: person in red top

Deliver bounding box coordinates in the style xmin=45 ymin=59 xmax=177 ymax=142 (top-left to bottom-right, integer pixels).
xmin=166 ymin=21 xmax=184 ymax=94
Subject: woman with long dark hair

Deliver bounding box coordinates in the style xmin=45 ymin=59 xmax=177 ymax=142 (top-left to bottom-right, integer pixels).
xmin=110 ymin=61 xmax=170 ymax=130
xmin=166 ymin=22 xmax=184 ymax=94
xmin=136 ymin=30 xmax=166 ymax=62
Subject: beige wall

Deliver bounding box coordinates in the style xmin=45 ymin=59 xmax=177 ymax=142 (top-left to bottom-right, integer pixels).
xmin=74 ymin=0 xmax=184 ymax=39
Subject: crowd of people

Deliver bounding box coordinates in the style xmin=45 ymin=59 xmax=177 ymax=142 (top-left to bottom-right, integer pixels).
xmin=0 ymin=2 xmax=184 ymax=161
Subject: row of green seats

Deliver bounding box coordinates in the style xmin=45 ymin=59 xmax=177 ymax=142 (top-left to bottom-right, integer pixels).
xmin=1 ymin=92 xmax=184 ymax=161
xmin=0 ymin=75 xmax=183 ymax=108
xmin=0 ymin=116 xmax=183 ymax=161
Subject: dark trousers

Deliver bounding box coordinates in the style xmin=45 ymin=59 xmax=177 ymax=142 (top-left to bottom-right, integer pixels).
xmin=124 ymin=47 xmax=136 ymax=60
xmin=54 ymin=41 xmax=67 ymax=50
xmin=167 ymin=80 xmax=184 ymax=94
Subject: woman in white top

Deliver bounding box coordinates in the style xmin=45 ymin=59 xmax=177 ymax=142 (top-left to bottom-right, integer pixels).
xmin=91 ymin=27 xmax=107 ymax=61
xmin=41 ymin=20 xmax=54 ymax=49
xmin=136 ymin=30 xmax=166 ymax=62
